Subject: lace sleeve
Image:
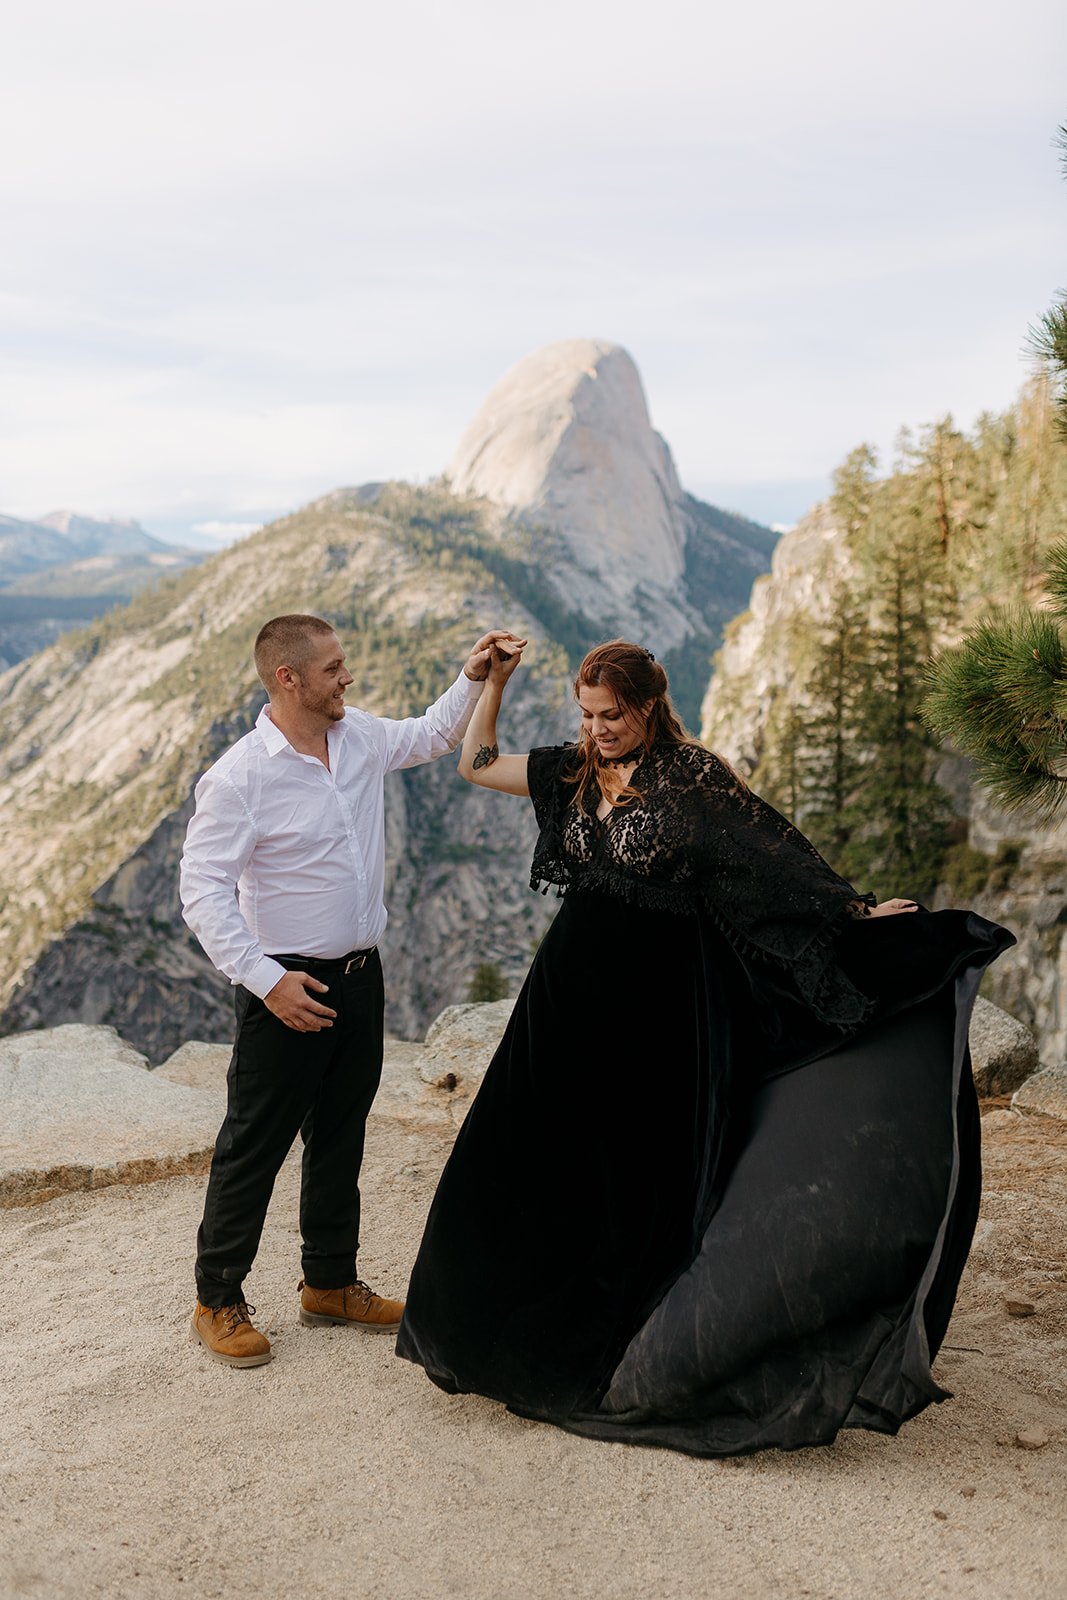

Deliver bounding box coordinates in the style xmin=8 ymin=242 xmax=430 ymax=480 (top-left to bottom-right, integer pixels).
xmin=679 ymin=745 xmax=877 ymax=1028
xmin=526 ymin=745 xmax=572 ymax=829
xmin=527 ymin=744 xmax=579 ymax=896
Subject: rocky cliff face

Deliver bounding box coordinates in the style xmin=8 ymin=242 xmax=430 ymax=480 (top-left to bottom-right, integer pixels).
xmin=701 ymin=507 xmax=1067 ymax=1069
xmin=0 ymin=343 xmax=775 ymax=1060
xmin=0 ymin=488 xmax=577 ymax=1060
xmin=699 ymin=504 xmax=845 ymax=769
xmin=448 ymin=339 xmax=775 ymax=684
xmin=450 ymin=340 xmax=685 ymax=603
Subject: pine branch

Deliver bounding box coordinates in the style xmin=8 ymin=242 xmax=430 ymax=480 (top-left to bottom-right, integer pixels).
xmin=1027 ymin=302 xmax=1067 ymax=371
xmin=1042 ymin=539 xmax=1067 ymax=618
xmin=923 ymin=606 xmax=1067 ymax=819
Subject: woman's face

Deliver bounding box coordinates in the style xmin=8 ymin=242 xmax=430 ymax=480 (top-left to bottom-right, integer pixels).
xmin=577 ymin=682 xmax=652 ymax=759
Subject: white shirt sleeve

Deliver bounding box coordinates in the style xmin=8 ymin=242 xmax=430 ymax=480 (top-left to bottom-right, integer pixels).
xmin=374 ymin=669 xmax=484 ymax=773
xmin=179 ymin=769 xmax=287 ymax=999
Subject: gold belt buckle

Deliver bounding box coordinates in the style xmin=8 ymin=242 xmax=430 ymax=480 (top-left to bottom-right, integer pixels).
xmin=344 ymin=953 xmax=367 ymax=975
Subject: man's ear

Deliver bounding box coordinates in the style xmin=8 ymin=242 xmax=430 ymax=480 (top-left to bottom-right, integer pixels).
xmin=275 ymin=663 xmax=298 ymax=692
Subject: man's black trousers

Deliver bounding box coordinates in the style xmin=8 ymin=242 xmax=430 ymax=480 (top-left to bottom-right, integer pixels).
xmin=195 ymin=951 xmax=384 ymax=1309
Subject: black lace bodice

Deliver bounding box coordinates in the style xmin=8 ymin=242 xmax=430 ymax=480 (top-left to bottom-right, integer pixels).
xmin=527 ymin=741 xmax=877 ymax=1030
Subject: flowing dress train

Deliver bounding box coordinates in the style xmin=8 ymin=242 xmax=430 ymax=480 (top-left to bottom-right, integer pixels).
xmin=396 ymin=743 xmax=1015 ymax=1455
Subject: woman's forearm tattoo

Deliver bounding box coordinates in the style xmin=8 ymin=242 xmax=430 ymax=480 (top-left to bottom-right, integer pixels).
xmin=473 ymin=743 xmax=499 ymax=770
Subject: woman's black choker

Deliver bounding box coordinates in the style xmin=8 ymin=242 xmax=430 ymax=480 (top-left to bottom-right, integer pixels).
xmin=599 ymin=745 xmax=645 ymax=767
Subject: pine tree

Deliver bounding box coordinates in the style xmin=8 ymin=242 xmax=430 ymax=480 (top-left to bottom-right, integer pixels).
xmin=753 ymin=616 xmax=819 ymax=819
xmin=913 ymin=417 xmax=979 ymax=557
xmin=755 ymin=696 xmax=808 ymax=822
xmin=821 ymin=469 xmax=956 ymax=896
xmin=966 ymin=408 xmax=1018 ymax=599
xmin=846 ymin=536 xmax=955 ymax=896
xmin=756 ymin=441 xmax=958 ymax=894
xmin=795 ymin=582 xmax=870 ymax=859
xmin=923 ymin=539 xmax=1067 ymax=820
xmin=831 ymin=444 xmax=878 ymax=543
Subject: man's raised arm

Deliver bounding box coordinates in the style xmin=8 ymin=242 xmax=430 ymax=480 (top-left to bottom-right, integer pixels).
xmin=375 ymin=630 xmax=525 ymax=772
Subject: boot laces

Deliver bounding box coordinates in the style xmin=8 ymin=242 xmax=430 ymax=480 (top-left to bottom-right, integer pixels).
xmin=220 ymin=1301 xmax=255 ymax=1333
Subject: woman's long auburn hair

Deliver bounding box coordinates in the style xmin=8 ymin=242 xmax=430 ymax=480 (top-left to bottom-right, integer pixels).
xmin=565 ymin=639 xmax=701 ymax=811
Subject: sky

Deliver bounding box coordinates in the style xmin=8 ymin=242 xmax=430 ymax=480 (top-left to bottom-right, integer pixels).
xmin=2 ymin=0 xmax=1065 ymax=544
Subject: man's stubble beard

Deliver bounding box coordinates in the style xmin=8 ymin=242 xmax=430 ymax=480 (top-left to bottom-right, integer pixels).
xmin=297 ymin=685 xmax=346 ymax=724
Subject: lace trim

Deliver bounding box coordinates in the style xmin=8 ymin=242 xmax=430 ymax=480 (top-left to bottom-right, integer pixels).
xmin=530 ymin=862 xmax=875 ymax=1032
xmin=530 ymin=863 xmax=701 ymax=915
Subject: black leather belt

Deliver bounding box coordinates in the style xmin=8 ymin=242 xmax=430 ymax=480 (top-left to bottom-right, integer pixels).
xmin=269 ymin=947 xmax=377 ymax=976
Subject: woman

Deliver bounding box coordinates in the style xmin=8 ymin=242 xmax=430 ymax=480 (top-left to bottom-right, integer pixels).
xmin=396 ymin=639 xmax=1015 ymax=1456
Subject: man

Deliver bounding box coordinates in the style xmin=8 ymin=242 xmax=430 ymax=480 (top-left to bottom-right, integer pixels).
xmin=181 ymin=613 xmax=522 ymax=1367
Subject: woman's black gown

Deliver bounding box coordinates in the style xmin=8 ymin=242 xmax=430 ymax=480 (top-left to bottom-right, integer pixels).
xmin=396 ymin=742 xmax=1016 ymax=1456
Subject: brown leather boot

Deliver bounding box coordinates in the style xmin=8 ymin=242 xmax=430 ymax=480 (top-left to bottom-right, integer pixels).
xmin=191 ymin=1300 xmax=272 ymax=1367
xmin=298 ymin=1277 xmax=404 ymax=1332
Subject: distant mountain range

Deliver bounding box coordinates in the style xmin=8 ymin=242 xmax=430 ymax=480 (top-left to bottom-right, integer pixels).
xmin=0 ymin=339 xmax=777 ymax=1060
xmin=0 ymin=511 xmax=203 ymax=669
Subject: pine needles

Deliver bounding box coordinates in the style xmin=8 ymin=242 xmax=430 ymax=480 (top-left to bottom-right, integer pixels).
xmin=923 ymin=540 xmax=1067 ymax=819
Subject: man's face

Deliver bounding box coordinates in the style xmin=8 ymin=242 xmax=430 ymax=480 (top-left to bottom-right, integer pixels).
xmin=293 ymin=632 xmax=354 ymax=723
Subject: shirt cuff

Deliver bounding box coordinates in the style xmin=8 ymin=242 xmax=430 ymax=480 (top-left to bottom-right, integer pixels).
xmin=243 ymin=955 xmax=288 ymax=999
xmin=458 ymin=668 xmax=486 ymax=696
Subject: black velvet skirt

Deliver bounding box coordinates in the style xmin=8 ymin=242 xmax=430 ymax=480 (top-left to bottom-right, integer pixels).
xmin=395 ymin=890 xmax=1014 ymax=1455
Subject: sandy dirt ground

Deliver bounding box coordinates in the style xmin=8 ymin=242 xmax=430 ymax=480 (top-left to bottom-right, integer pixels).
xmin=1 ymin=1108 xmax=1065 ymax=1600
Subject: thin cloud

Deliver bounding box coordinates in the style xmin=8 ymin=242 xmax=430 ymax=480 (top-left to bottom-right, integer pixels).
xmin=2 ymin=0 xmax=1064 ymax=533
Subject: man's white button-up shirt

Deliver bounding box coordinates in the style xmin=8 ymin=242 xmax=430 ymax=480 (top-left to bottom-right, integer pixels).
xmin=179 ymin=670 xmax=483 ymax=1000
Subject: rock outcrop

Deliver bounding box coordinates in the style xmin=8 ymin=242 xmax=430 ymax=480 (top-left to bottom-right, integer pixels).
xmin=0 ymin=1023 xmax=220 ymax=1206
xmin=3 ymin=996 xmax=1055 ymax=1209
xmin=450 ymin=340 xmax=684 ymax=601
xmin=1013 ymin=1065 xmax=1067 ymax=1121
xmin=699 ymin=504 xmax=845 ymax=768
xmin=0 ymin=487 xmax=575 ymax=1059
xmin=0 ymin=1004 xmax=515 ymax=1205
xmin=418 ymin=997 xmax=514 ymax=1122
xmin=154 ymin=1035 xmax=454 ymax=1133
xmin=969 ymin=998 xmax=1041 ymax=1097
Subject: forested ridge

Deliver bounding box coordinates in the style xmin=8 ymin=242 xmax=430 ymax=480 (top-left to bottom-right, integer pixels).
xmin=735 ymin=377 xmax=1067 ymax=900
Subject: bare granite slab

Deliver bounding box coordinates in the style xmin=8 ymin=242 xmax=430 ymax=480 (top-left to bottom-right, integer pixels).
xmin=154 ymin=1035 xmax=451 ymax=1130
xmin=1013 ymin=1063 xmax=1067 ymax=1121
xmin=0 ymin=1023 xmax=222 ymax=1207
xmin=969 ymin=997 xmax=1040 ymax=1096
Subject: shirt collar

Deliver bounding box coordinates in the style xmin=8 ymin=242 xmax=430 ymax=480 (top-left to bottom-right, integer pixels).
xmin=255 ymin=702 xmax=295 ymax=758
xmin=255 ymin=702 xmax=348 ymax=758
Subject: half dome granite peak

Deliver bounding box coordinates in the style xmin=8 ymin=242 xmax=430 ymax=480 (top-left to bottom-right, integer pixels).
xmin=448 ymin=338 xmax=689 ymax=604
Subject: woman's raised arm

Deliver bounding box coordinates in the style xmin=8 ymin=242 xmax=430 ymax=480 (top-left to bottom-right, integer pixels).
xmin=458 ymin=640 xmax=530 ymax=795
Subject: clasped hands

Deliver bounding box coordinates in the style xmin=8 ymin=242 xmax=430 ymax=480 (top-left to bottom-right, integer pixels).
xmin=464 ymin=630 xmax=528 ymax=684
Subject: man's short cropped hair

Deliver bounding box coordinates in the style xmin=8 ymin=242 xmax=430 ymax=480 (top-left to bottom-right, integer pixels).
xmin=254 ymin=614 xmax=337 ymax=693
